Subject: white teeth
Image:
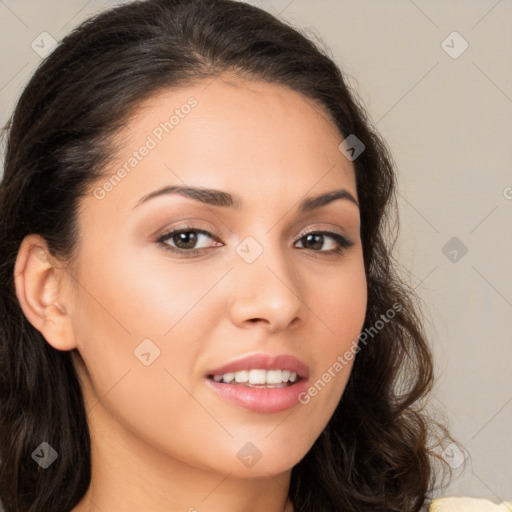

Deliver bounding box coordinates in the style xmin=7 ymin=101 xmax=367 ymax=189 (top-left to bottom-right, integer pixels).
xmin=265 ymin=369 xmax=282 ymax=384
xmin=234 ymin=370 xmax=249 ymax=383
xmin=211 ymin=369 xmax=300 ymax=385
xmin=222 ymin=372 xmax=235 ymax=384
xmin=249 ymin=369 xmax=266 ymax=384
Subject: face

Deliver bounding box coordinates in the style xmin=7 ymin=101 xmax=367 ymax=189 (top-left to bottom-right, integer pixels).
xmin=65 ymin=76 xmax=367 ymax=477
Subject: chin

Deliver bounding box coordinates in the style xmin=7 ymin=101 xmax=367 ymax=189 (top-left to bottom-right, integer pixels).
xmin=228 ymin=440 xmax=311 ymax=478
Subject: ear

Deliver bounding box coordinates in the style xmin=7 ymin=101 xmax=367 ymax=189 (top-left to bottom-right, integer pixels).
xmin=14 ymin=234 xmax=77 ymax=351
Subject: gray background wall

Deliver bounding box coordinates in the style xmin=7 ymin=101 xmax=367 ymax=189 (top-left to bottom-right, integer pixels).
xmin=1 ymin=0 xmax=510 ymax=504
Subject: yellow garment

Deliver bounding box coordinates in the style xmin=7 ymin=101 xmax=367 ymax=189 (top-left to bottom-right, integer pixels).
xmin=431 ymin=497 xmax=512 ymax=511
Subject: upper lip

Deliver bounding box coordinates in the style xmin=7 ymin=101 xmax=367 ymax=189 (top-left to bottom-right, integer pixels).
xmin=207 ymin=353 xmax=310 ymax=379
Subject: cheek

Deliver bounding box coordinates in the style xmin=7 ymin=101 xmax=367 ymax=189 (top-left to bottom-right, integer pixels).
xmin=317 ymin=255 xmax=368 ymax=353
xmin=69 ymin=244 xmax=228 ymax=432
xmin=72 ymin=235 xmax=217 ymax=347
xmin=300 ymin=256 xmax=367 ymax=414
xmin=70 ymin=260 xmax=204 ymax=393
xmin=69 ymin=263 xmax=222 ymax=469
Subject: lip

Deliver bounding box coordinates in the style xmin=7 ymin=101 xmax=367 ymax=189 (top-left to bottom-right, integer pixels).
xmin=206 ymin=353 xmax=310 ymax=379
xmin=205 ymin=378 xmax=309 ymax=414
xmin=205 ymin=353 xmax=310 ymax=414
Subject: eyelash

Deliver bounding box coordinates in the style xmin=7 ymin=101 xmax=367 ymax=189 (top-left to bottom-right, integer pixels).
xmin=156 ymin=225 xmax=354 ymax=258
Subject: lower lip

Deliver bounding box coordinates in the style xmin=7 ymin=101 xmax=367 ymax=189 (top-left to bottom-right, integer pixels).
xmin=205 ymin=377 xmax=309 ymax=414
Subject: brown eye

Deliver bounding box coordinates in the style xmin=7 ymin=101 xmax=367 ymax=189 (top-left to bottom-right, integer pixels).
xmin=295 ymin=231 xmax=354 ymax=255
xmin=157 ymin=227 xmax=221 ymax=257
xmin=171 ymin=231 xmax=201 ymax=250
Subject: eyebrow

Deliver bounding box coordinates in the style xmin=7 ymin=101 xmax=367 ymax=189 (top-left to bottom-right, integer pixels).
xmin=133 ymin=185 xmax=359 ymax=212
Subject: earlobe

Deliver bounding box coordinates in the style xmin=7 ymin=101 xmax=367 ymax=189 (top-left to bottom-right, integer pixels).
xmin=14 ymin=234 xmax=77 ymax=351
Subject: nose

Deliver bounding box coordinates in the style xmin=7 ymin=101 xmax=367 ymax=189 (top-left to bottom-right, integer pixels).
xmin=228 ymin=245 xmax=306 ymax=333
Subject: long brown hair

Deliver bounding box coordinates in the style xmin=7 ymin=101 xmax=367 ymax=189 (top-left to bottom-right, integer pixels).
xmin=0 ymin=1 xmax=458 ymax=510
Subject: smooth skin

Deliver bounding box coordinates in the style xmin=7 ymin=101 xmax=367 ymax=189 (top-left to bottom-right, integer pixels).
xmin=14 ymin=75 xmax=367 ymax=512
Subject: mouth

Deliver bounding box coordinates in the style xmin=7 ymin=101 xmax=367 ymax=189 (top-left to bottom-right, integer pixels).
xmin=207 ymin=369 xmax=301 ymax=388
xmin=204 ymin=353 xmax=310 ymax=413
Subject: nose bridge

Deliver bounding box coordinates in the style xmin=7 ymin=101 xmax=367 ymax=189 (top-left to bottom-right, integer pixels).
xmin=229 ymin=232 xmax=305 ymax=331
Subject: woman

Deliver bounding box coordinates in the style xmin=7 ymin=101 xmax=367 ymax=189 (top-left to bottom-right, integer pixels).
xmin=0 ymin=0 xmax=464 ymax=510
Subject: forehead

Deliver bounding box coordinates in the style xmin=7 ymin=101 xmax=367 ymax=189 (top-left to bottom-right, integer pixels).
xmin=85 ymin=76 xmax=357 ymax=219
